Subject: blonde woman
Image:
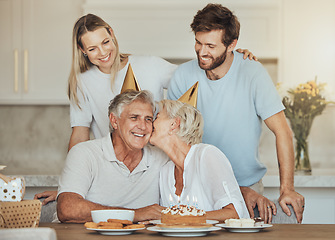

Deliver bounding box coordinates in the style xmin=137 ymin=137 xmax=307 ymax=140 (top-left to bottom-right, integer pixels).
xmin=150 ymin=100 xmax=249 ymax=222
xmin=35 ymin=14 xmax=177 ymax=205
xmin=67 ymin=14 xmax=177 ymax=150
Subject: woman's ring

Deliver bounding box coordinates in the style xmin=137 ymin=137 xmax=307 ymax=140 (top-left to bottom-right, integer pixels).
xmin=267 ymin=206 xmax=271 ymax=209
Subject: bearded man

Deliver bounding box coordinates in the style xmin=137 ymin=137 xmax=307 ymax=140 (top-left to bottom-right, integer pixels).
xmin=167 ymin=3 xmax=304 ymax=223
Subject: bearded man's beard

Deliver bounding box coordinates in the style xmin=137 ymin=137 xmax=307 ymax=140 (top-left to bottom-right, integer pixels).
xmin=197 ymin=48 xmax=228 ymax=71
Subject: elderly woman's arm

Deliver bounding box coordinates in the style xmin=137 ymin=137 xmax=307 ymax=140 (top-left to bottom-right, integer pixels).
xmin=206 ymin=203 xmax=239 ymax=222
xmin=200 ymin=145 xmax=250 ymax=220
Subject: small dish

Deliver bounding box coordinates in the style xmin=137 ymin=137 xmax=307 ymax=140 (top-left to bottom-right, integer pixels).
xmin=86 ymin=226 xmax=145 ymax=235
xmin=216 ymin=223 xmax=273 ymax=233
xmin=147 ymin=226 xmax=221 ymax=237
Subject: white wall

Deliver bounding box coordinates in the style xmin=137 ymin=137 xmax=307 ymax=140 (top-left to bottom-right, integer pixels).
xmin=275 ymin=0 xmax=335 ymax=171
xmin=280 ymin=0 xmax=335 ymax=91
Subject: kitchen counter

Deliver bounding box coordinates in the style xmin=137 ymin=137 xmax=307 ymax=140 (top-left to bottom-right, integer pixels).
xmin=23 ymin=175 xmax=59 ymax=187
xmin=263 ymin=169 xmax=335 ymax=187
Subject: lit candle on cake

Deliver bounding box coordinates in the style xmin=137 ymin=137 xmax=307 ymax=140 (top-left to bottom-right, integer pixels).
xmin=186 ymin=195 xmax=190 ymax=207
xmin=177 ymin=195 xmax=180 ymax=208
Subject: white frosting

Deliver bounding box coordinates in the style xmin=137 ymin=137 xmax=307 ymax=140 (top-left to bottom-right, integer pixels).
xmin=162 ymin=205 xmax=205 ymax=216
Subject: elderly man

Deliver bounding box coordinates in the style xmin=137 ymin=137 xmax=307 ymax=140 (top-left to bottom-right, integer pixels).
xmin=168 ymin=3 xmax=304 ymax=223
xmin=57 ymin=90 xmax=168 ymax=223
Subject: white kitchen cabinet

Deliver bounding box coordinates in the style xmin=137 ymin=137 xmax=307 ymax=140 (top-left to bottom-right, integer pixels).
xmin=0 ymin=0 xmax=83 ymax=104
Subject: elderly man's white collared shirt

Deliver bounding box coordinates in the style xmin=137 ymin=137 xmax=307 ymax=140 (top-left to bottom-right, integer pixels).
xmin=58 ymin=134 xmax=168 ymax=209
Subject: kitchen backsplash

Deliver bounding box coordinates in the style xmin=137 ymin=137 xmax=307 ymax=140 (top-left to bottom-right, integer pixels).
xmin=0 ymin=105 xmax=71 ymax=175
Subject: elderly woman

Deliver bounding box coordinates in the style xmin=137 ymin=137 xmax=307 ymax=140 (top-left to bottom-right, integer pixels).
xmin=150 ymin=100 xmax=249 ymax=222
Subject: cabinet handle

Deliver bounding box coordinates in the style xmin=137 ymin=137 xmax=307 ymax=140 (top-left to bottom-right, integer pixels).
xmin=24 ymin=49 xmax=29 ymax=92
xmin=14 ymin=49 xmax=19 ymax=93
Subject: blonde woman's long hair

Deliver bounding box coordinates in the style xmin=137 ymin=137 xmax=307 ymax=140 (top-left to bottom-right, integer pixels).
xmin=68 ymin=14 xmax=128 ymax=108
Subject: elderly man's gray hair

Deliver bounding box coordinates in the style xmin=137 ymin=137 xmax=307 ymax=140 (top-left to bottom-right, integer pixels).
xmin=108 ymin=90 xmax=155 ymax=132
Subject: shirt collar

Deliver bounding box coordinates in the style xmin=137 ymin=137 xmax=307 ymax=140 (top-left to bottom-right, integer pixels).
xmin=102 ymin=133 xmax=150 ymax=174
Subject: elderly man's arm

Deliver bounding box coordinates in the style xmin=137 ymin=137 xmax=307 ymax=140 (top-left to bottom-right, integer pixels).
xmin=57 ymin=192 xmax=164 ymax=223
xmin=57 ymin=192 xmax=107 ymax=223
xmin=264 ymin=110 xmax=305 ymax=223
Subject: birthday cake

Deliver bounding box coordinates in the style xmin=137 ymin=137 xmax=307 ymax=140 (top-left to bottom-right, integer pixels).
xmin=161 ymin=205 xmax=206 ymax=225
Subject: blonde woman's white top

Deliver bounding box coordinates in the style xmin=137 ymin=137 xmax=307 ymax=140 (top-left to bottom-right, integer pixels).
xmin=70 ymin=55 xmax=177 ymax=139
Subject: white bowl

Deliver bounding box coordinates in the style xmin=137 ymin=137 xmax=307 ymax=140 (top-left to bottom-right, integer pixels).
xmin=91 ymin=210 xmax=135 ymax=223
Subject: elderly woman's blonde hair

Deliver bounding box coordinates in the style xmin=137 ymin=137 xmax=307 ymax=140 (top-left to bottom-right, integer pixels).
xmin=158 ymin=100 xmax=204 ymax=145
xmin=108 ymin=90 xmax=155 ymax=132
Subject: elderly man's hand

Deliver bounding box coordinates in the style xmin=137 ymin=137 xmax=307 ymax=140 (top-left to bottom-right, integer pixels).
xmin=279 ymin=190 xmax=305 ymax=223
xmin=240 ymin=187 xmax=276 ymax=223
xmin=134 ymin=204 xmax=165 ymax=222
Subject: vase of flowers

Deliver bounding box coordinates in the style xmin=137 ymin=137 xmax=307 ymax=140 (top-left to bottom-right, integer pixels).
xmin=279 ymin=78 xmax=331 ymax=173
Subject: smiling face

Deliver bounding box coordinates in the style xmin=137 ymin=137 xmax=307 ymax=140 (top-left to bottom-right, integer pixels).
xmin=80 ymin=27 xmax=116 ymax=74
xmin=110 ymin=100 xmax=154 ymax=151
xmin=195 ymin=30 xmax=228 ymax=71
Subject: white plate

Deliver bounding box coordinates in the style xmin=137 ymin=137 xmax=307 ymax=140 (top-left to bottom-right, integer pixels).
xmin=216 ymin=223 xmax=273 ymax=233
xmin=149 ymin=219 xmax=219 ymax=225
xmin=147 ymin=226 xmax=221 ymax=237
xmin=86 ymin=227 xmax=145 ymax=235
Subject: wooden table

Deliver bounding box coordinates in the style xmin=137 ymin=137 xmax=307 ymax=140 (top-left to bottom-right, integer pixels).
xmin=39 ymin=223 xmax=335 ymax=240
